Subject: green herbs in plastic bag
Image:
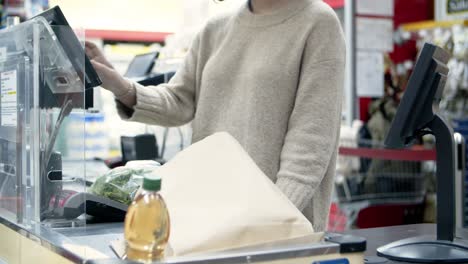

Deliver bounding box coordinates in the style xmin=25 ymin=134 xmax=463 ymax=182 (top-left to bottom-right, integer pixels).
xmin=89 ymin=161 xmax=160 ymax=205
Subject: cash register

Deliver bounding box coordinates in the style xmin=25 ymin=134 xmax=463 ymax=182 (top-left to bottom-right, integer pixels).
xmin=124 ymin=51 xmax=176 ymax=86
xmin=0 ymin=6 xmax=132 ymax=225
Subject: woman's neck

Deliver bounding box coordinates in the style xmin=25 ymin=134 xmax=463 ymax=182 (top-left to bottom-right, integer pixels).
xmin=249 ymin=0 xmax=293 ymax=14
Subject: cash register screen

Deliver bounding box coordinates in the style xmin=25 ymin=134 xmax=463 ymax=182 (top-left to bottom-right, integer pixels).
xmin=124 ymin=52 xmax=159 ymax=78
xmin=33 ymin=6 xmax=102 ymax=109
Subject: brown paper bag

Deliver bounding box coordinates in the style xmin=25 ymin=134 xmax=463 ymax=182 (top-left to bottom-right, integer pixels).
xmin=154 ymin=132 xmax=315 ymax=256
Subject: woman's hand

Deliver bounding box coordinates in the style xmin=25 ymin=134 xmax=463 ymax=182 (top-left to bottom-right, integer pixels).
xmin=85 ymin=41 xmax=133 ymax=98
xmin=85 ymin=41 xmax=114 ymax=69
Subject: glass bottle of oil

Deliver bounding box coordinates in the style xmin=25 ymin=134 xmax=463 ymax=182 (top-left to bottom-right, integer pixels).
xmin=124 ymin=175 xmax=170 ymax=262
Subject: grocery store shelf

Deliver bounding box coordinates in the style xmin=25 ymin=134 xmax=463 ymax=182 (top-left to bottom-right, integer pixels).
xmin=85 ymin=29 xmax=172 ymax=43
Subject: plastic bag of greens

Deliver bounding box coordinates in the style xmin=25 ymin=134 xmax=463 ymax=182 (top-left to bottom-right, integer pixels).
xmin=89 ymin=160 xmax=160 ymax=205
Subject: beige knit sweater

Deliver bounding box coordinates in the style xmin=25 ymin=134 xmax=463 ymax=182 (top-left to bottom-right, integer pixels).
xmin=117 ymin=0 xmax=345 ymax=231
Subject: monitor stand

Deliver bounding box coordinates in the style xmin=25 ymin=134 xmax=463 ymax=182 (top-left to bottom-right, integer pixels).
xmin=377 ymin=114 xmax=468 ymax=263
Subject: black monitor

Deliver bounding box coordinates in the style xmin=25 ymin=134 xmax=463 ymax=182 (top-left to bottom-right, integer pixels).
xmin=378 ymin=43 xmax=468 ymax=263
xmin=385 ymin=43 xmax=449 ymax=149
xmin=32 ymin=6 xmax=102 ymax=109
xmin=124 ymin=51 xmax=159 ymax=78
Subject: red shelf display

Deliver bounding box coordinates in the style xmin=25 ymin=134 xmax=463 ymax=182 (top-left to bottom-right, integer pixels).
xmin=324 ymin=0 xmax=345 ymax=9
xmin=85 ymin=29 xmax=172 ymax=43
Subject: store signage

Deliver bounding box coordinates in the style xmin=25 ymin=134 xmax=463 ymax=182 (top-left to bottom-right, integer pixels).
xmin=436 ymin=0 xmax=468 ymax=20
xmin=447 ymin=0 xmax=468 ymax=14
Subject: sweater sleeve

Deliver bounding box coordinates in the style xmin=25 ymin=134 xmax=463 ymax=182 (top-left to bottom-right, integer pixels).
xmin=275 ymin=10 xmax=346 ymax=211
xmin=116 ymin=33 xmax=201 ymax=127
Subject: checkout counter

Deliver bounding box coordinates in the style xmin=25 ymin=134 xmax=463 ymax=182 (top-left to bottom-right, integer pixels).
xmin=2 ymin=220 xmax=468 ymax=264
xmin=0 ymin=7 xmax=467 ymax=264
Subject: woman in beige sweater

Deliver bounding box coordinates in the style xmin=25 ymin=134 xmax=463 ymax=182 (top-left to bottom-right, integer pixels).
xmin=86 ymin=0 xmax=345 ymax=231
